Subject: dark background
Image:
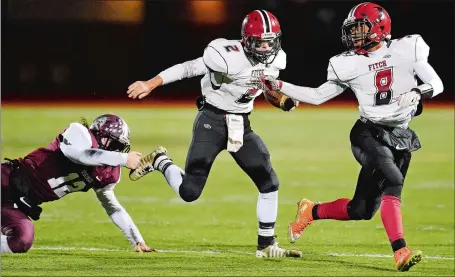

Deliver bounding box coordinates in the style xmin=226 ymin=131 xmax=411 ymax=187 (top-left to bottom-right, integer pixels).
xmin=2 ymin=0 xmax=454 ymax=103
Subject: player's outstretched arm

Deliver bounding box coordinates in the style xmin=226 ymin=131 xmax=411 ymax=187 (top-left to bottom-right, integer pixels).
xmin=60 ymin=123 xmax=141 ymax=169
xmin=261 ymin=60 xmax=348 ymax=105
xmin=279 ymin=80 xmax=347 ymax=105
xmin=261 ymin=76 xmax=347 ymax=105
xmin=61 ymin=144 xmax=141 ymax=168
xmin=94 ymin=185 xmax=157 ymax=252
xmin=127 ymin=57 xmax=208 ymax=100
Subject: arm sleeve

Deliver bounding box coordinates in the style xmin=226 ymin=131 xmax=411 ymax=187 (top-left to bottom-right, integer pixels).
xmin=158 ymin=57 xmax=208 ymax=85
xmin=60 ymin=123 xmax=128 ymax=167
xmin=413 ymin=36 xmax=444 ymax=99
xmin=95 ymin=184 xmax=145 ymax=246
xmin=279 ymin=61 xmax=347 ymax=105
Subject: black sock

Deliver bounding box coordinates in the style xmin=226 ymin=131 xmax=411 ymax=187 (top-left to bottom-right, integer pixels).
xmin=257 ymin=235 xmax=276 ymax=250
xmin=391 ymin=238 xmax=406 ymax=252
xmin=312 ymin=204 xmax=320 ymax=220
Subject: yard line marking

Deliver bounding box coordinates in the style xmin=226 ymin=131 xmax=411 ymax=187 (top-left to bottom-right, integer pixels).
xmin=32 ymin=246 xmax=454 ymax=260
xmin=326 ymin=252 xmax=455 ymax=260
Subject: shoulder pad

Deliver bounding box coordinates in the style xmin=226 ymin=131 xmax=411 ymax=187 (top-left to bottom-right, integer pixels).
xmin=272 ymin=49 xmax=286 ymax=70
xmin=391 ymin=34 xmax=429 ymax=62
xmin=203 ymin=38 xmax=250 ymax=75
xmin=61 ymin=123 xmax=93 ymax=149
xmin=328 ymin=51 xmax=357 ymax=82
xmin=414 ymin=35 xmax=429 ymax=62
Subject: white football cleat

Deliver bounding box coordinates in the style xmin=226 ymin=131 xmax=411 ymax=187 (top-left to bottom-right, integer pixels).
xmin=256 ymin=242 xmax=303 ymax=258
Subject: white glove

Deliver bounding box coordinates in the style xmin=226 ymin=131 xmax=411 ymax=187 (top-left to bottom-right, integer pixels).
xmin=398 ymin=90 xmax=421 ymax=107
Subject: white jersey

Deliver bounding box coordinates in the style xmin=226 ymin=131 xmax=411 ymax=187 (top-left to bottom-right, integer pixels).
xmin=158 ymin=38 xmax=287 ymax=113
xmin=279 ymin=34 xmax=443 ymax=128
xmin=202 ymin=38 xmax=286 ymax=113
xmin=329 ymin=35 xmax=429 ymax=126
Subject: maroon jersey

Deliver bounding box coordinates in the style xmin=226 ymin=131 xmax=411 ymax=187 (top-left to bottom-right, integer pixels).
xmin=18 ymin=124 xmax=121 ymax=203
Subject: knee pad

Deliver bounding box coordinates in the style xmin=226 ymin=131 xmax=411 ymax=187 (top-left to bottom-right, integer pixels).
xmin=179 ymin=177 xmax=204 ymax=202
xmin=257 ymin=170 xmax=279 ymax=194
xmin=11 ymin=238 xmax=33 ymax=253
xmin=9 ymin=223 xmax=34 ymax=253
xmin=347 ymin=200 xmax=376 ymax=220
xmin=179 ymin=186 xmax=202 ymax=203
xmin=259 ymin=183 xmax=279 ymax=194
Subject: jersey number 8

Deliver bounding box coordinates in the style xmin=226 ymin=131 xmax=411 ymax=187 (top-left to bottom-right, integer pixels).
xmin=374 ymin=68 xmax=393 ymax=106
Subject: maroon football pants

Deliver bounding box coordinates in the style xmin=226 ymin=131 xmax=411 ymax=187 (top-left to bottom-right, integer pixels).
xmin=1 ymin=163 xmax=34 ymax=253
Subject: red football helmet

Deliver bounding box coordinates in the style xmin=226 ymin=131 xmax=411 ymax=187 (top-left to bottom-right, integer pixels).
xmin=341 ymin=2 xmax=391 ymax=54
xmin=241 ymin=10 xmax=282 ymax=64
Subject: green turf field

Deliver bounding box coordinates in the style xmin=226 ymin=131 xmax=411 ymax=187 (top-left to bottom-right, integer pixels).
xmin=1 ymin=105 xmax=454 ymax=276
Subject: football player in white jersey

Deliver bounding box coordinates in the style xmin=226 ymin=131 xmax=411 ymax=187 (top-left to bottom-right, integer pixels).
xmin=259 ymin=2 xmax=443 ymax=271
xmin=126 ymin=10 xmax=300 ymax=258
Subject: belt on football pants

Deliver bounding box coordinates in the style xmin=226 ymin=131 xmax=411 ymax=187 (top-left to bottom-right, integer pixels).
xmin=196 ymin=95 xmax=250 ymax=116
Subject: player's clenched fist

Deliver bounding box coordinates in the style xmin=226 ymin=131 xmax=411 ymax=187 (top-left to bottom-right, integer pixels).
xmin=127 ymin=76 xmax=163 ymax=99
xmin=260 ymin=75 xmax=283 ymax=91
xmin=126 ymin=151 xmax=142 ymax=169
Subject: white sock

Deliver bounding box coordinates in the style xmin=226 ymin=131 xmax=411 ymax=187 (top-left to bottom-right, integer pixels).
xmin=1 ymin=235 xmax=13 ymax=253
xmin=154 ymin=155 xmax=173 ymax=172
xmin=163 ymin=164 xmax=185 ymax=195
xmin=257 ymin=191 xmax=278 ymax=237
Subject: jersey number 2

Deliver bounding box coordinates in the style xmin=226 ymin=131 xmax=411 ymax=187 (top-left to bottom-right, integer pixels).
xmin=224 ymin=45 xmax=240 ymax=52
xmin=374 ymin=68 xmax=393 ymax=106
xmin=48 ymin=173 xmax=87 ymax=198
xmin=235 ymin=88 xmax=260 ymax=104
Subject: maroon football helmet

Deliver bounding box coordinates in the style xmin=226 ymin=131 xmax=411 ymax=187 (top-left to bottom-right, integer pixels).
xmin=89 ymin=114 xmax=130 ymax=153
xmin=241 ymin=10 xmax=282 ymax=64
xmin=341 ymin=2 xmax=392 ymax=54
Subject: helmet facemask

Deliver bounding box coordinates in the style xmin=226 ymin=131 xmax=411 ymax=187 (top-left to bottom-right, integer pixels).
xmin=244 ymin=33 xmax=282 ymax=64
xmin=99 ymin=135 xmax=130 ymax=153
xmin=341 ymin=19 xmax=377 ymax=52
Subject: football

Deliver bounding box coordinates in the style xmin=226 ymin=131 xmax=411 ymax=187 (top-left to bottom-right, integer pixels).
xmin=263 ymin=89 xmax=298 ymax=112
